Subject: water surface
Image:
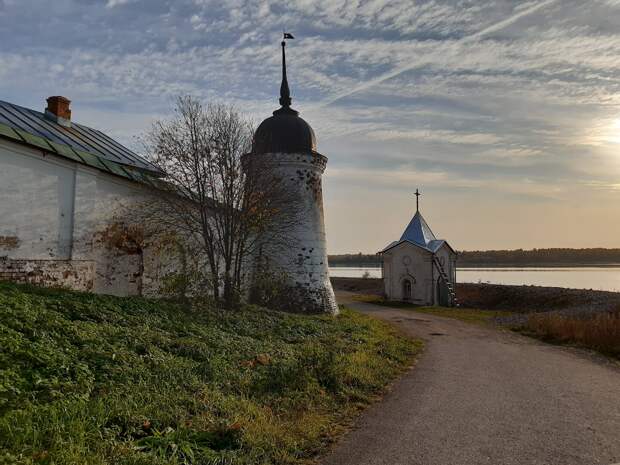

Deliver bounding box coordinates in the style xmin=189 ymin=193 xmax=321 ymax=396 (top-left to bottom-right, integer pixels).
xmin=328 ymin=266 xmax=620 ymax=292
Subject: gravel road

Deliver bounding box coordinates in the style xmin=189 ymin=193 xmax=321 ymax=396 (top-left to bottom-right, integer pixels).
xmin=322 ymin=292 xmax=620 ymax=465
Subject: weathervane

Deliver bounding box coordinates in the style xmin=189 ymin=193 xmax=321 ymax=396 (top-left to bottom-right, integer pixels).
xmin=279 ymin=32 xmax=295 ymax=108
xmin=414 ymin=188 xmax=421 ymax=212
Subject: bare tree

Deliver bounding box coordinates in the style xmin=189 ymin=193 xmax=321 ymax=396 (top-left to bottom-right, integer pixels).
xmin=142 ymin=96 xmax=297 ymax=308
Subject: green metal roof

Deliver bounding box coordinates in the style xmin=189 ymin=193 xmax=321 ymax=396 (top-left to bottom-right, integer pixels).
xmin=0 ymin=100 xmax=163 ymax=184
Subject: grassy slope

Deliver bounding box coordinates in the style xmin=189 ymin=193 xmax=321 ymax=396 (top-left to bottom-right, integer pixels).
xmin=0 ymin=283 xmax=421 ymax=465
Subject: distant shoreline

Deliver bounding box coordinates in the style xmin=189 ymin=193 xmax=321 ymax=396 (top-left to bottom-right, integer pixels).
xmin=329 ymin=263 xmax=620 ymax=268
xmin=458 ymin=263 xmax=620 ymax=268
xmin=329 ymin=249 xmax=620 ymax=269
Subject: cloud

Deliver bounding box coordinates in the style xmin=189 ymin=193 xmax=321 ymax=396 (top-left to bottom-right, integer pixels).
xmin=105 ymin=0 xmax=135 ymax=8
xmin=315 ymin=0 xmax=561 ymax=108
xmin=1 ymin=0 xmax=619 ymax=250
xmin=366 ymin=129 xmax=503 ymax=145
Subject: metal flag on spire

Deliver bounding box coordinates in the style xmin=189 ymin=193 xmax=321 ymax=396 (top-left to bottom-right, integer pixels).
xmin=279 ymin=32 xmax=294 ymax=108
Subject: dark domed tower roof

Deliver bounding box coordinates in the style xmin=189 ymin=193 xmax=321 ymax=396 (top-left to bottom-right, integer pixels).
xmin=252 ymin=38 xmax=318 ymax=155
xmin=253 ymin=107 xmax=316 ymax=154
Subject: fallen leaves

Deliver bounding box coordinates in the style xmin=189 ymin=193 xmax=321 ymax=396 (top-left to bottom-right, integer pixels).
xmin=241 ymin=353 xmax=271 ymax=368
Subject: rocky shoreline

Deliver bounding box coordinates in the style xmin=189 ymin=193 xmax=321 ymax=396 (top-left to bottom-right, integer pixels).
xmin=331 ymin=277 xmax=620 ymax=317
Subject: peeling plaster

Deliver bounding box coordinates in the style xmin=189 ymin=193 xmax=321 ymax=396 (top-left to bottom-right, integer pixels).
xmin=0 ymin=236 xmax=20 ymax=250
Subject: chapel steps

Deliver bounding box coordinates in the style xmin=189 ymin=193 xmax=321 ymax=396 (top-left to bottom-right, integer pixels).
xmin=432 ymin=256 xmax=459 ymax=307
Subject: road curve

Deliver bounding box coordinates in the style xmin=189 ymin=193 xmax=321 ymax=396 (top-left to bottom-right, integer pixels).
xmin=323 ymin=292 xmax=620 ymax=465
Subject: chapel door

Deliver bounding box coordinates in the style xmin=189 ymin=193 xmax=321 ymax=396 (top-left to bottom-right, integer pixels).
xmin=402 ymin=279 xmax=412 ymax=301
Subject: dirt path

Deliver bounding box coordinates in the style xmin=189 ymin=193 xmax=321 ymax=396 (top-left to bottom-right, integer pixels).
xmin=323 ymin=292 xmax=620 ymax=465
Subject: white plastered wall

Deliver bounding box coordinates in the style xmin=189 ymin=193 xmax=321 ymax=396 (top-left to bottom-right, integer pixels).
xmin=0 ymin=139 xmax=183 ymax=296
xmin=0 ymin=140 xmax=75 ymax=259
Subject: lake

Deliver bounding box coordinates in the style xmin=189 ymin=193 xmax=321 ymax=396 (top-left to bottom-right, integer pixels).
xmin=328 ymin=266 xmax=620 ymax=293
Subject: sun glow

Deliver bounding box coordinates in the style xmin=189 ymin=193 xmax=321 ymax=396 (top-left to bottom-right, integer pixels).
xmin=585 ymin=118 xmax=620 ymax=146
xmin=602 ymin=118 xmax=620 ymax=144
xmin=605 ymin=118 xmax=620 ymax=144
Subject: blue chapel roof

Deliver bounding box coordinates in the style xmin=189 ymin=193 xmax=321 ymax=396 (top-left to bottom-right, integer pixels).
xmin=400 ymin=211 xmax=436 ymax=247
xmin=380 ymin=210 xmax=454 ymax=255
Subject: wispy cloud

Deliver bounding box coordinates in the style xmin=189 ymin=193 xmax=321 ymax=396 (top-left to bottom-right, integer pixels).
xmin=105 ymin=0 xmax=135 ymax=8
xmin=315 ymin=0 xmax=561 ymax=108
xmin=0 ymin=0 xmax=619 ymax=250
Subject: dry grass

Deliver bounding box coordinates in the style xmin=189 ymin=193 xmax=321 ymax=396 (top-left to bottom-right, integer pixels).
xmin=523 ymin=311 xmax=620 ymax=358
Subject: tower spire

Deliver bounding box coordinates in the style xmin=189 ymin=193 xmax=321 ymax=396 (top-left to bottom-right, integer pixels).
xmin=279 ymin=34 xmax=293 ymax=108
xmin=414 ymin=188 xmax=421 ymax=212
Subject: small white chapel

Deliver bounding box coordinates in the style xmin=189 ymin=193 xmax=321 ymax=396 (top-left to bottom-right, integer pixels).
xmin=379 ymin=190 xmax=457 ymax=306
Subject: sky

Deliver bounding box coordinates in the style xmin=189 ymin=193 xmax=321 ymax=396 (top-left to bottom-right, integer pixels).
xmin=1 ymin=0 xmax=619 ymax=253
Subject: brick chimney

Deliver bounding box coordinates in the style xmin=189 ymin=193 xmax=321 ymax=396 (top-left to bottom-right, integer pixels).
xmin=45 ymin=96 xmax=71 ymax=127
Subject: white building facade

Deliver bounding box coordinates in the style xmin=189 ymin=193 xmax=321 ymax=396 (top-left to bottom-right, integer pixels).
xmin=0 ymin=97 xmax=177 ymax=296
xmin=380 ymin=205 xmax=457 ymax=306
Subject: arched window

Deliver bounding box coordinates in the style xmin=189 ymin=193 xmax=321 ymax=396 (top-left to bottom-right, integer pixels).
xmin=402 ymin=279 xmax=412 ymax=301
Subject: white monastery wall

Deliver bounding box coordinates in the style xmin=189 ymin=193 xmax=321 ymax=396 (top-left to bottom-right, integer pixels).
xmin=74 ymin=169 xmax=150 ymax=296
xmin=0 ymin=139 xmax=183 ymax=295
xmin=0 ymin=141 xmax=75 ymax=260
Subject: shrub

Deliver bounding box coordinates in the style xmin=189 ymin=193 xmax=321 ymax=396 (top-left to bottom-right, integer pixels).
xmin=247 ymin=268 xmax=290 ymax=310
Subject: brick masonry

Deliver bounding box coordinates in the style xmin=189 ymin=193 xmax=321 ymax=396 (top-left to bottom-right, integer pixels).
xmin=0 ymin=257 xmax=95 ymax=291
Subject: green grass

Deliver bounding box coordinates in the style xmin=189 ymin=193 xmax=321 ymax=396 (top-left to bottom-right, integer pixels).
xmin=0 ymin=282 xmax=422 ymax=465
xmin=352 ymin=294 xmax=512 ymax=325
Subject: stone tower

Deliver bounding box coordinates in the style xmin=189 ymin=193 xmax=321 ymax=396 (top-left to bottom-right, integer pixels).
xmin=246 ymin=36 xmax=338 ymax=315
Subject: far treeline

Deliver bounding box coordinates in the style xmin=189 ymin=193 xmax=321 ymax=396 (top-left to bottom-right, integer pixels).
xmin=328 ymin=249 xmax=620 ymax=267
